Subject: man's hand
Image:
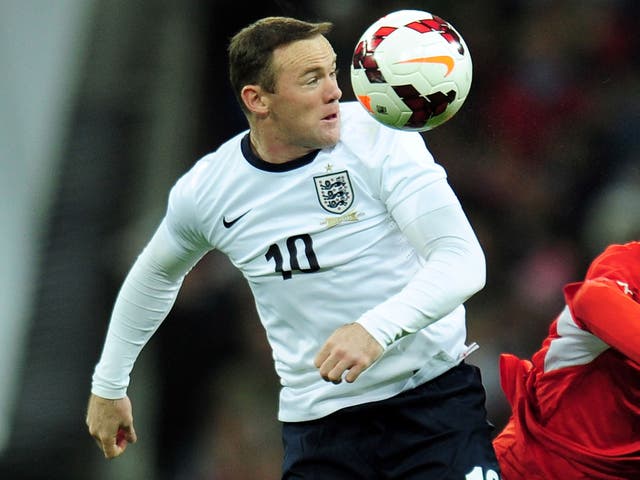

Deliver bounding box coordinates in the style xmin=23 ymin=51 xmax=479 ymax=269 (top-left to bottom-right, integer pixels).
xmin=86 ymin=394 xmax=137 ymax=459
xmin=314 ymin=323 xmax=383 ymax=384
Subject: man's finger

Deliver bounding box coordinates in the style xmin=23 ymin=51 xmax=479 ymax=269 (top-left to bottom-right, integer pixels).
xmin=318 ymin=355 xmax=340 ymax=381
xmin=116 ymin=429 xmax=128 ymax=449
xmin=101 ymin=436 xmax=124 ymax=459
xmin=326 ymin=359 xmax=353 ymax=383
xmin=126 ymin=425 xmax=137 ymax=444
xmin=344 ymin=364 xmax=365 ymax=383
xmin=314 ymin=345 xmax=330 ymax=369
xmin=116 ymin=426 xmax=137 ymax=446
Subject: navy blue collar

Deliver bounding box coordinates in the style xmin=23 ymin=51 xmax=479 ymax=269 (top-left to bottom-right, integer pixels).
xmin=241 ymin=133 xmax=320 ymax=172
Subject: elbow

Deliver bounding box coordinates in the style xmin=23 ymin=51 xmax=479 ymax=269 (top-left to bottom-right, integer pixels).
xmin=438 ymin=240 xmax=485 ymax=299
xmin=467 ymin=264 xmax=486 ymax=297
xmin=436 ymin=235 xmax=486 ymax=297
xmin=474 ymin=266 xmax=486 ymax=295
xmin=468 ymin=243 xmax=486 ymax=295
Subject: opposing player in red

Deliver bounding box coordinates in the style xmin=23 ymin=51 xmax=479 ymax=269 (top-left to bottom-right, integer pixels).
xmin=493 ymin=241 xmax=640 ymax=479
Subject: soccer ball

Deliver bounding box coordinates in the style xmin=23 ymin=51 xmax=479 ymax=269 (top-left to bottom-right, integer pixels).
xmin=350 ymin=10 xmax=472 ymax=132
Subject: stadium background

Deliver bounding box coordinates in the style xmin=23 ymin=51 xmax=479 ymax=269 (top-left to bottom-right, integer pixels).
xmin=1 ymin=0 xmax=638 ymax=478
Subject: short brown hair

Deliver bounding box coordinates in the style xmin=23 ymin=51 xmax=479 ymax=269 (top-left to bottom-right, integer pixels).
xmin=228 ymin=17 xmax=333 ymax=113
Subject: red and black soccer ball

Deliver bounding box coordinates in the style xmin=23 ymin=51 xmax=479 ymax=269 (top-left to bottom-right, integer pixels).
xmin=351 ymin=10 xmax=472 ymax=132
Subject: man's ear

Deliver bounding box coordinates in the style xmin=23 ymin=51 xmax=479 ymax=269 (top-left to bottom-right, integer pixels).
xmin=241 ymin=85 xmax=269 ymax=116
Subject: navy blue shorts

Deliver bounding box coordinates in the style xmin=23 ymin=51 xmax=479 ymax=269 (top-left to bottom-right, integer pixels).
xmin=281 ymin=362 xmax=501 ymax=479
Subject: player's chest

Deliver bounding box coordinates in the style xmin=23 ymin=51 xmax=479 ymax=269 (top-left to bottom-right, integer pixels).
xmin=211 ymin=157 xmax=387 ymax=274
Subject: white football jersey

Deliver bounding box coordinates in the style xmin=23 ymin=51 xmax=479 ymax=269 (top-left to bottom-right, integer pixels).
xmin=92 ymin=102 xmax=483 ymax=422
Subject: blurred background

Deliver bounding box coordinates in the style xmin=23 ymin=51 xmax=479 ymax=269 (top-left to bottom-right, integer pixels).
xmin=1 ymin=0 xmax=638 ymax=478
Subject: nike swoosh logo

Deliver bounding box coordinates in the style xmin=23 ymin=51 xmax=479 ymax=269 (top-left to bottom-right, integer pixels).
xmin=223 ymin=210 xmax=251 ymax=228
xmin=395 ymin=55 xmax=454 ymax=77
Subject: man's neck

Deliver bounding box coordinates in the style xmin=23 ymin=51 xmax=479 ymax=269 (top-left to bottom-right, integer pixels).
xmin=249 ymin=130 xmax=312 ymax=165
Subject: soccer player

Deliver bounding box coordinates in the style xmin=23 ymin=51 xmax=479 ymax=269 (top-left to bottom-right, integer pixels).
xmin=493 ymin=241 xmax=640 ymax=479
xmin=86 ymin=16 xmax=501 ymax=479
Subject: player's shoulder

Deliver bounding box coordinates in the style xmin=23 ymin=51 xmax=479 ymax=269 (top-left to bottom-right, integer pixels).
xmin=339 ymin=101 xmax=394 ymax=141
xmin=175 ymin=130 xmax=246 ymax=191
xmin=338 ymin=101 xmax=428 ymax=161
xmin=168 ymin=130 xmax=247 ymax=218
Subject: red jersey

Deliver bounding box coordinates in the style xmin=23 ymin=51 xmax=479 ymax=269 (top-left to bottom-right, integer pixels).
xmin=493 ymin=242 xmax=640 ymax=479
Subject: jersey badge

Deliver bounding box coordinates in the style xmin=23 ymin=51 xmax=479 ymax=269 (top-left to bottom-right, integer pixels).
xmin=313 ymin=170 xmax=354 ymax=214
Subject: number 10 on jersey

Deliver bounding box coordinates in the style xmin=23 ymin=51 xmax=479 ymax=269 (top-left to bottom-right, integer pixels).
xmin=265 ymin=234 xmax=320 ymax=280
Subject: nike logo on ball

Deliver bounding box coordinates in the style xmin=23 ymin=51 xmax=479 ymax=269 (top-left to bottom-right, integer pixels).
xmin=395 ymin=55 xmax=454 ymax=76
xmin=223 ymin=210 xmax=251 ymax=228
